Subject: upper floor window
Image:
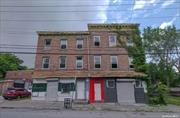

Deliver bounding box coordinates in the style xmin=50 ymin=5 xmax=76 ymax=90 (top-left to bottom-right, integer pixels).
xmin=76 ymin=56 xmax=83 ymax=69
xmin=126 ymin=36 xmax=133 ymax=46
xmin=94 ymin=56 xmax=101 ymax=69
xmin=76 ymin=39 xmax=83 ymax=49
xmin=128 ymin=56 xmax=134 ymax=69
xmin=42 ymin=57 xmax=49 ymax=69
xmin=60 ymin=39 xmax=67 ymax=49
xmin=59 ymin=56 xmax=66 ymax=69
xmin=109 ymin=36 xmax=117 ymax=47
xmin=110 ymin=56 xmax=118 ymax=69
xmin=44 ymin=39 xmax=51 ymax=49
xmin=94 ymin=36 xmax=100 ymax=46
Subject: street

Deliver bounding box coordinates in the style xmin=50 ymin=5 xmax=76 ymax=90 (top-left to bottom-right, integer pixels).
xmin=0 ymin=108 xmax=179 ymax=118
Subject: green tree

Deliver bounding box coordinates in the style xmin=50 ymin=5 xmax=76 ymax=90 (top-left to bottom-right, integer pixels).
xmin=117 ymin=28 xmax=146 ymax=72
xmin=0 ymin=53 xmax=27 ymax=80
xmin=143 ymin=26 xmax=179 ymax=87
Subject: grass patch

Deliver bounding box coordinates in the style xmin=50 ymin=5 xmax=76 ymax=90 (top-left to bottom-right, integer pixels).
xmin=166 ymin=95 xmax=180 ymax=106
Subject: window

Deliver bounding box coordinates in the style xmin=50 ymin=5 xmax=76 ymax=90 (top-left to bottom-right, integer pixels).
xmin=60 ymin=39 xmax=67 ymax=49
xmin=58 ymin=83 xmax=75 ymax=93
xmin=94 ymin=56 xmax=101 ymax=69
xmin=44 ymin=39 xmax=51 ymax=49
xmin=76 ymin=39 xmax=83 ymax=49
xmin=32 ymin=83 xmax=47 ymax=92
xmin=126 ymin=36 xmax=133 ymax=46
xmin=109 ymin=36 xmax=117 ymax=47
xmin=59 ymin=56 xmax=66 ymax=69
xmin=76 ymin=56 xmax=83 ymax=69
xmin=42 ymin=57 xmax=49 ymax=69
xmin=106 ymin=80 xmax=115 ymax=88
xmin=111 ymin=56 xmax=118 ymax=69
xmin=94 ymin=36 xmax=100 ymax=46
xmin=135 ymin=80 xmax=143 ymax=88
xmin=128 ymin=57 xmax=134 ymax=69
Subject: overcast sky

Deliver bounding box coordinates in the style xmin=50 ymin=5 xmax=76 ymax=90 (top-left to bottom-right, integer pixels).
xmin=0 ymin=0 xmax=180 ymax=68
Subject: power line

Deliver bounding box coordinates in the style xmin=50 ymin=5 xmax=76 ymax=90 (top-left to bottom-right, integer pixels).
xmin=0 ymin=7 xmax=179 ymax=13
xmin=0 ymin=51 xmax=180 ymax=55
xmin=1 ymin=16 xmax=179 ymax=22
xmin=0 ymin=2 xmax=179 ymax=7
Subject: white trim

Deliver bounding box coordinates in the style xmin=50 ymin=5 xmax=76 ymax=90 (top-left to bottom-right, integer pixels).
xmin=60 ymin=39 xmax=67 ymax=49
xmin=59 ymin=56 xmax=66 ymax=69
xmin=93 ymin=36 xmax=101 ymax=46
xmin=94 ymin=55 xmax=101 ymax=69
xmin=109 ymin=35 xmax=117 ymax=47
xmin=110 ymin=56 xmax=118 ymax=69
xmin=106 ymin=80 xmax=115 ymax=88
xmin=44 ymin=39 xmax=51 ymax=49
xmin=42 ymin=57 xmax=50 ymax=69
xmin=76 ymin=39 xmax=83 ymax=49
xmin=76 ymin=56 xmax=83 ymax=69
xmin=116 ymin=79 xmax=135 ymax=82
xmin=135 ymin=80 xmax=143 ymax=88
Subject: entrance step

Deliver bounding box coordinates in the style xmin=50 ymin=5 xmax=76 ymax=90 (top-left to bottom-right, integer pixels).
xmin=73 ymin=99 xmax=89 ymax=104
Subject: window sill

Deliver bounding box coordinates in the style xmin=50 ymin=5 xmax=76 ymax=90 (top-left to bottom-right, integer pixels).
xmin=41 ymin=68 xmax=50 ymax=70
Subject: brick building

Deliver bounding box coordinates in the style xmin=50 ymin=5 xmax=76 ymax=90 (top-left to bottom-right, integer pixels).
xmin=32 ymin=23 xmax=147 ymax=103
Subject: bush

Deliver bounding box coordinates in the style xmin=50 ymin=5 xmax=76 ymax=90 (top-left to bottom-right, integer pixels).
xmin=148 ymin=82 xmax=169 ymax=105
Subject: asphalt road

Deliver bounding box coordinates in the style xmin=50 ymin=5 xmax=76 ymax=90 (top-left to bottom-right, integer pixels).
xmin=0 ymin=108 xmax=179 ymax=118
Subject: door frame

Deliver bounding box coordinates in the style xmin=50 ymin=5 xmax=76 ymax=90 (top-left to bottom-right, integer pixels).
xmin=89 ymin=77 xmax=104 ymax=103
xmin=46 ymin=79 xmax=58 ymax=101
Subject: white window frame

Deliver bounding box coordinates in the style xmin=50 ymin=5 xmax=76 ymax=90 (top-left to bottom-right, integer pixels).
xmin=135 ymin=80 xmax=143 ymax=88
xmin=106 ymin=80 xmax=115 ymax=88
xmin=93 ymin=36 xmax=100 ymax=46
xmin=109 ymin=36 xmax=117 ymax=47
xmin=94 ymin=56 xmax=101 ymax=69
xmin=128 ymin=56 xmax=134 ymax=69
xmin=76 ymin=39 xmax=83 ymax=49
xmin=60 ymin=39 xmax=67 ymax=49
xmin=59 ymin=56 xmax=66 ymax=69
xmin=42 ymin=57 xmax=50 ymax=69
xmin=110 ymin=56 xmax=118 ymax=69
xmin=44 ymin=39 xmax=51 ymax=49
xmin=76 ymin=56 xmax=83 ymax=69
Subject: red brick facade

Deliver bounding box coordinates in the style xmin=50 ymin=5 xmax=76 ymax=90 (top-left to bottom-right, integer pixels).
xmin=33 ymin=23 xmax=144 ymax=78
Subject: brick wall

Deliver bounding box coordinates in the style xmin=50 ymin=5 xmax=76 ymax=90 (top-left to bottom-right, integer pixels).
xmin=34 ymin=33 xmax=130 ymax=72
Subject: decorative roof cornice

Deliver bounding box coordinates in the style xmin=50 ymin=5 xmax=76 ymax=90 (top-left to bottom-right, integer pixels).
xmin=88 ymin=23 xmax=139 ymax=31
xmin=37 ymin=31 xmax=90 ymax=36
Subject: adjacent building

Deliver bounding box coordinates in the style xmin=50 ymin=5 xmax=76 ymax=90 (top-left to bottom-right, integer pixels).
xmin=32 ymin=23 xmax=147 ymax=104
xmin=5 ymin=70 xmax=33 ymax=91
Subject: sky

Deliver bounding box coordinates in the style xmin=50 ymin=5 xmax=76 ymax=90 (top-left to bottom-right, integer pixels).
xmin=0 ymin=0 xmax=180 ymax=68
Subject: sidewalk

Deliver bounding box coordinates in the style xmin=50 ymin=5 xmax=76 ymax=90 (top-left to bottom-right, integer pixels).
xmin=0 ymin=98 xmax=179 ymax=113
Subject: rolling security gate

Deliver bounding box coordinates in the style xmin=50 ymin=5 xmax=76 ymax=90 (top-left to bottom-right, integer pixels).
xmin=116 ymin=79 xmax=135 ymax=104
xmin=46 ymin=79 xmax=58 ymax=101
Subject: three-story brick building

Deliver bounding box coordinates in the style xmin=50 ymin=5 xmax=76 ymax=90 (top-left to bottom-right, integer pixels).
xmin=32 ymin=23 xmax=147 ymax=103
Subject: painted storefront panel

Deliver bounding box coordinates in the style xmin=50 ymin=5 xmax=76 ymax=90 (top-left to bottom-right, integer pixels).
xmin=32 ymin=79 xmax=47 ymax=100
xmin=57 ymin=78 xmax=76 ymax=101
xmin=89 ymin=77 xmax=104 ymax=103
xmin=104 ymin=78 xmax=117 ymax=102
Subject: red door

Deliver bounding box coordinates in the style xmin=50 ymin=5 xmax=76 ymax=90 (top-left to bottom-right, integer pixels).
xmin=89 ymin=77 xmax=104 ymax=103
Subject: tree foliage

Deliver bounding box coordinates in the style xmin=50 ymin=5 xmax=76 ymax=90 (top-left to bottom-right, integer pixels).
xmin=143 ymin=26 xmax=180 ymax=87
xmin=0 ymin=53 xmax=27 ymax=80
xmin=143 ymin=26 xmax=179 ymax=71
xmin=117 ymin=29 xmax=146 ymax=73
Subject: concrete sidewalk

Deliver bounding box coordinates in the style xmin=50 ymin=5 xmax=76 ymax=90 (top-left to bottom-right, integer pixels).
xmin=0 ymin=98 xmax=179 ymax=113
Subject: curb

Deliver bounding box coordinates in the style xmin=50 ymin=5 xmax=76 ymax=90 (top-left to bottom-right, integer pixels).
xmin=0 ymin=106 xmax=179 ymax=113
